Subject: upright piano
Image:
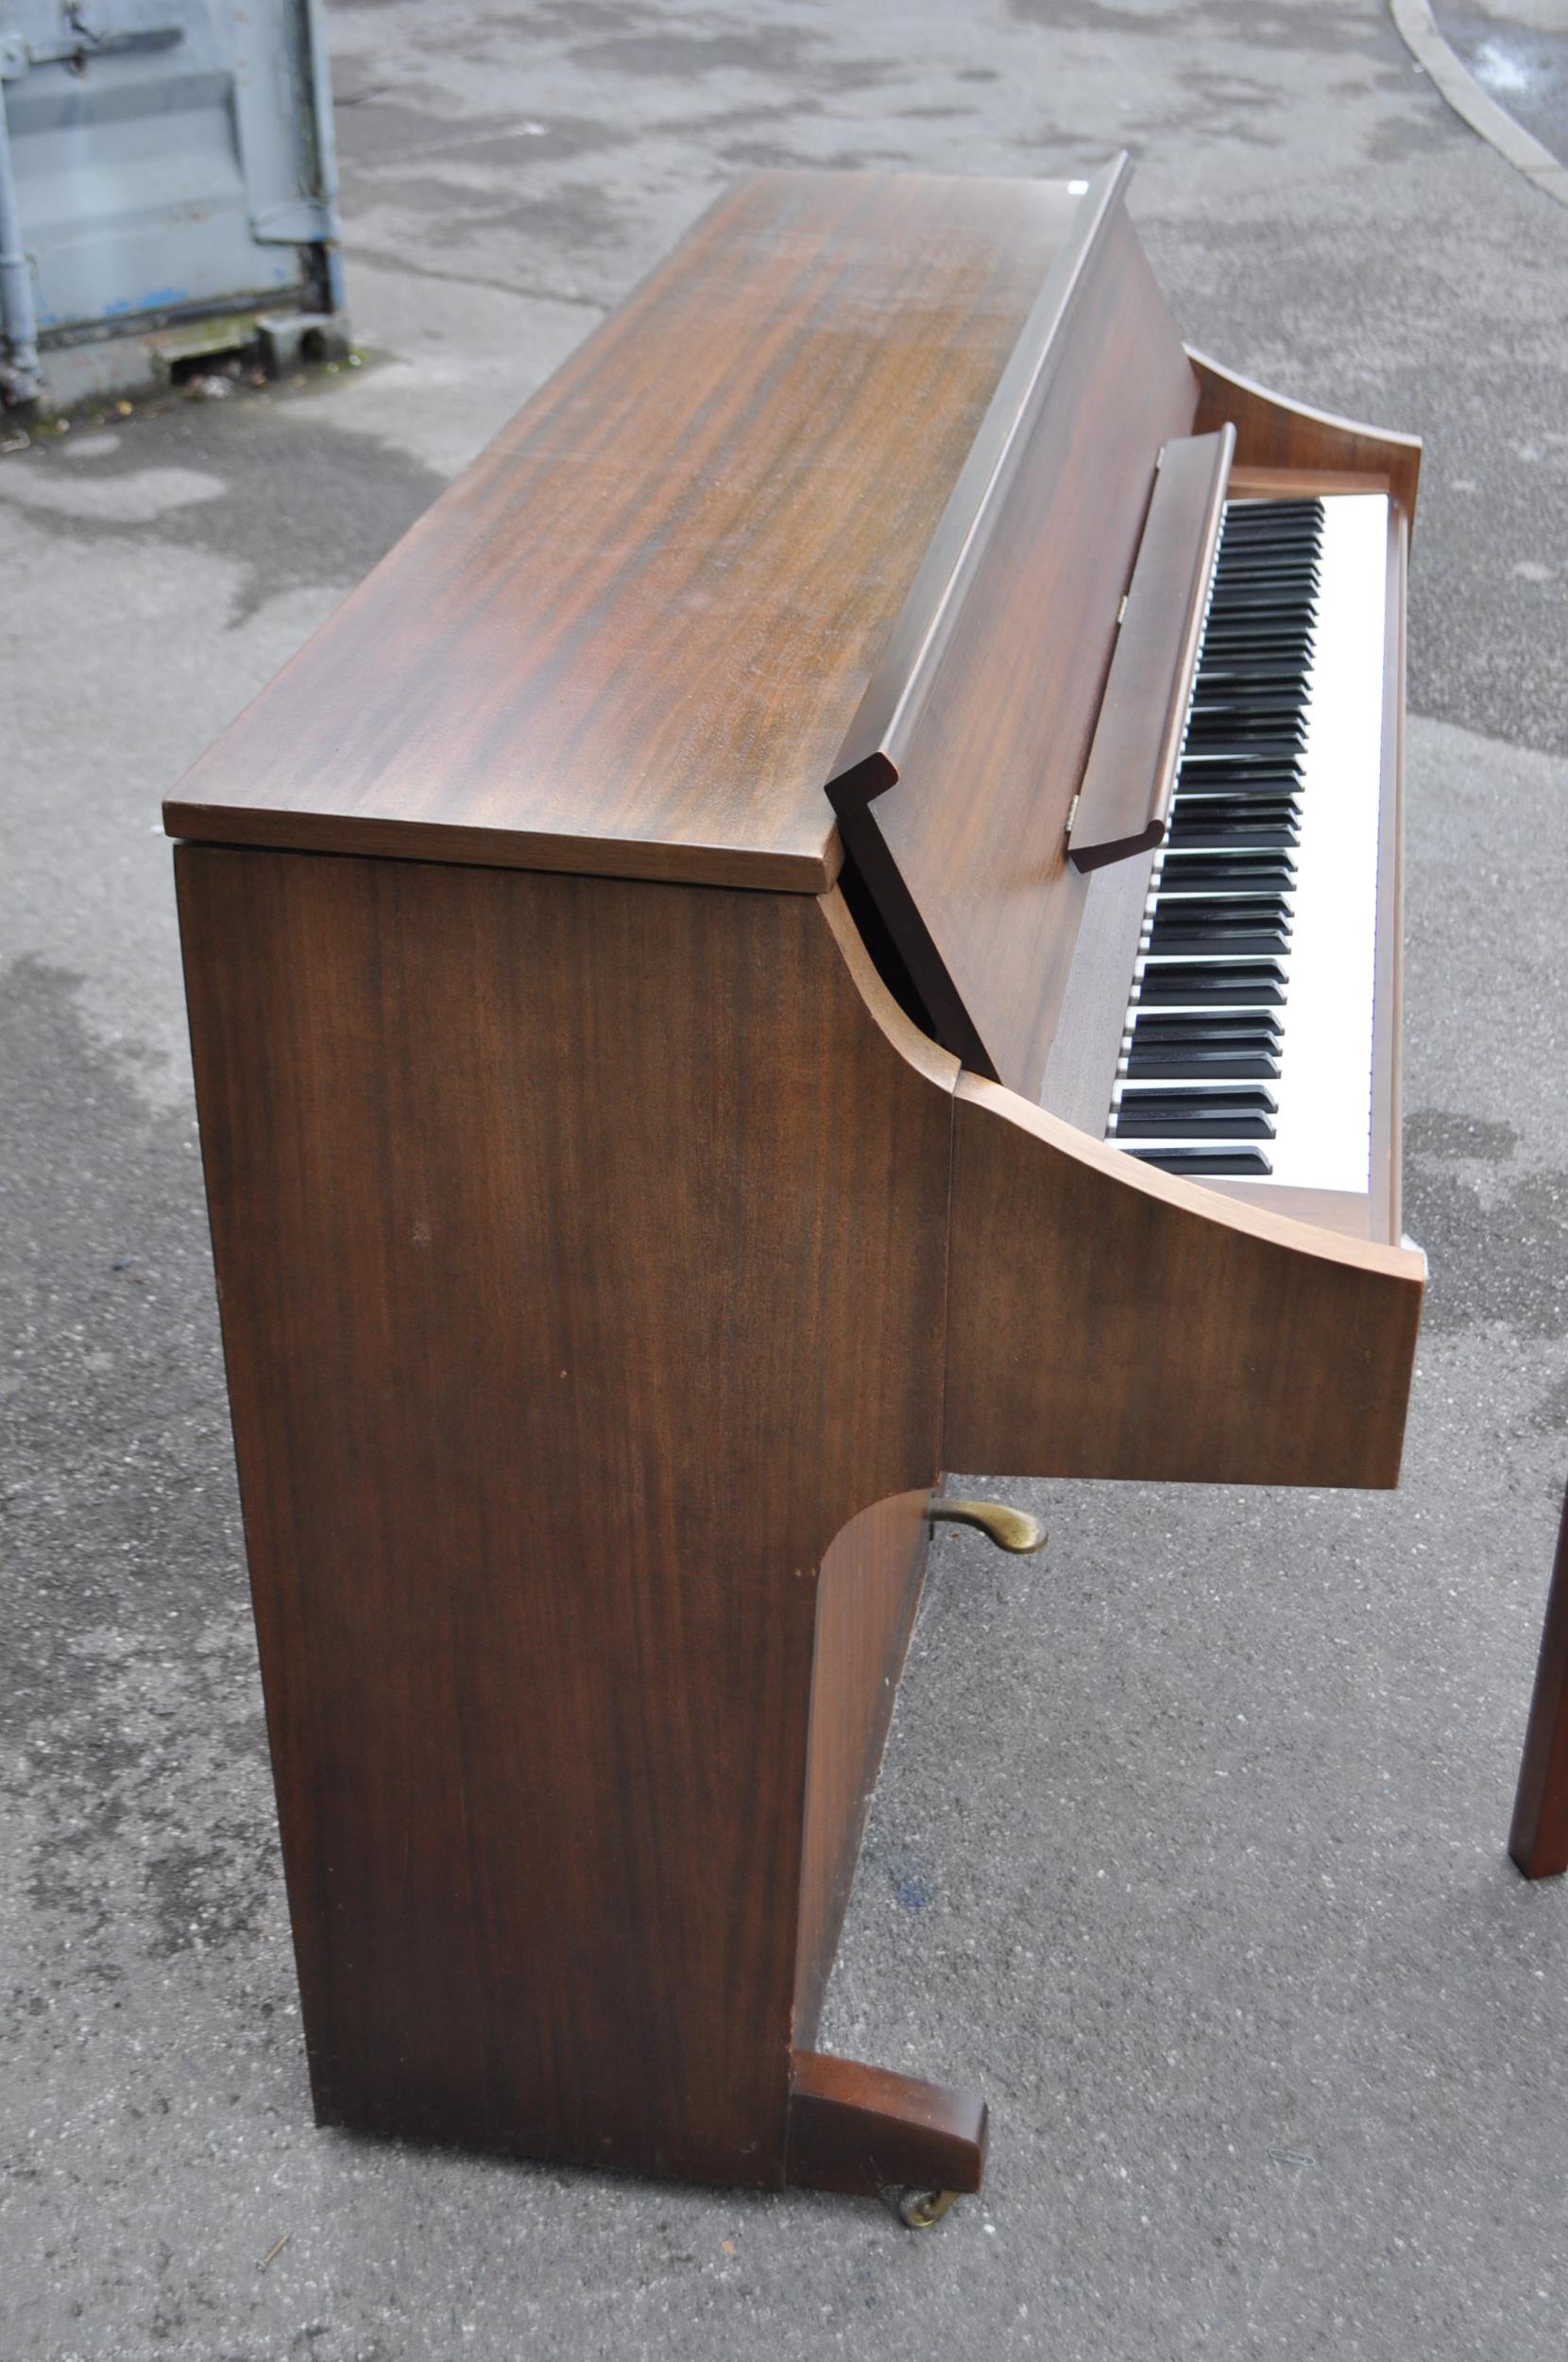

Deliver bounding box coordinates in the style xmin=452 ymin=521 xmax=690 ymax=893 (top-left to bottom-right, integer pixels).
xmin=165 ymin=160 xmax=1424 ymax=2217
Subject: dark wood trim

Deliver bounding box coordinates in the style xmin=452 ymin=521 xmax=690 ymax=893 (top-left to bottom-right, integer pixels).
xmin=829 ymin=153 xmax=1132 ymax=789
xmin=163 ymin=807 xmax=841 ymax=897
xmin=1510 ymin=1487 xmax=1568 ymax=1880
xmin=944 ymin=1073 xmax=1425 ymax=1488
xmin=175 ymin=849 xmax=953 ymax=2190
xmin=827 ymin=183 xmax=1199 ymax=1097
xmin=785 ymin=2051 xmax=987 ymax=2199
xmin=1067 ymin=424 xmax=1235 ymax=871
xmin=793 ymin=1491 xmax=932 ymax=2045
xmin=163 ymin=173 xmax=1080 ymax=893
xmin=1189 ymin=350 xmax=1421 ymax=524
xmin=1229 ymin=464 xmax=1394 ymax=501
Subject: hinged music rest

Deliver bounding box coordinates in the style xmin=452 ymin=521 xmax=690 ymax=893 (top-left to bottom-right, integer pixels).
xmin=166 ymin=163 xmax=1424 ymax=2214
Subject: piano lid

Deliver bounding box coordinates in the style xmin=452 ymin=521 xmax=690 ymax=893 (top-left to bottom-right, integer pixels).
xmin=826 ymin=157 xmax=1202 ymax=1101
xmin=164 ymin=169 xmax=1104 ymax=893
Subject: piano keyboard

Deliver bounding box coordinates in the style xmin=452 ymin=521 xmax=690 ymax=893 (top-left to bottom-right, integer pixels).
xmin=1106 ymin=490 xmax=1388 ymax=1190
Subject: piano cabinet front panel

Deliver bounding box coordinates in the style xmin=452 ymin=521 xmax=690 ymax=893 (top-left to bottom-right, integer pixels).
xmin=174 ymin=846 xmax=953 ymax=2189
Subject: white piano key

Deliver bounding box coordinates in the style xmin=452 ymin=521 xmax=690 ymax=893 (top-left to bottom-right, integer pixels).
xmin=1106 ymin=493 xmax=1387 ymax=1193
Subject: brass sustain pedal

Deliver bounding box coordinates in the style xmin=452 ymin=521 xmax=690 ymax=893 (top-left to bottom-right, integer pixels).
xmin=928 ymin=1496 xmax=1048 ymax=1555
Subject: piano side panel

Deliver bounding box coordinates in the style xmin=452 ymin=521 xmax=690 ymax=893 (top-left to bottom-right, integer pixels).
xmin=176 ymin=849 xmax=952 ymax=2189
xmin=836 ymin=198 xmax=1199 ymax=1101
xmin=1190 ymin=350 xmax=1421 ymax=521
xmin=944 ymin=1075 xmax=1424 ymax=1489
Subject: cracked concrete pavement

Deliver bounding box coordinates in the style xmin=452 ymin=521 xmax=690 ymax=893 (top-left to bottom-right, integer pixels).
xmin=3 ymin=3 xmax=1567 ymax=2357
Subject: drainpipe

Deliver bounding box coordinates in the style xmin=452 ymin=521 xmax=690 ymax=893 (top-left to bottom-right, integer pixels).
xmin=0 ymin=60 xmax=40 ymax=406
xmin=300 ymin=0 xmax=345 ymax=316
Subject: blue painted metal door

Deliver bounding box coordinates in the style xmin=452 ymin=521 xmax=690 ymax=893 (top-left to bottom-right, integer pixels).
xmin=0 ymin=0 xmax=341 ymax=394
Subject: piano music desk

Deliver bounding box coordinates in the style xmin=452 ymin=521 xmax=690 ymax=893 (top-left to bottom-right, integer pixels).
xmin=166 ymin=165 xmax=1424 ymax=2209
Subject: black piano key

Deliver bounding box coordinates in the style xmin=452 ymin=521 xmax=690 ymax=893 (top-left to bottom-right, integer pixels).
xmin=1125 ymin=1147 xmax=1274 ymax=1176
xmin=1134 ymin=962 xmax=1287 ymax=1005
xmin=1168 ymin=793 xmax=1301 ymax=817
xmin=1113 ymin=1111 xmax=1276 ymax=1142
xmin=1185 ymin=704 xmax=1309 ymax=730
xmin=1193 ymin=665 xmax=1311 ymax=691
xmin=1147 ymin=933 xmax=1290 ymax=959
xmin=1124 ymin=1051 xmax=1280 ymax=1081
xmin=1200 ymin=626 xmax=1315 ymax=652
xmin=1116 ymin=1084 xmax=1277 ymax=1117
xmin=1211 ymin=566 xmax=1321 ymax=592
xmin=1179 ymin=740 xmax=1307 ymax=769
xmin=1145 ymin=936 xmax=1293 ymax=967
xmin=1127 ymin=1012 xmax=1283 ymax=1043
xmin=1176 ymin=770 xmax=1304 ymax=794
xmin=1148 ymin=888 xmax=1294 ymax=926
xmin=1214 ymin=545 xmax=1316 ymax=567
xmin=1187 ymin=690 xmax=1311 ymax=718
xmin=1159 ymin=835 xmax=1300 ymax=859
xmin=1224 ymin=495 xmax=1322 ymax=517
xmin=1167 ymin=797 xmax=1301 ymax=829
xmin=1165 ymin=822 xmax=1299 ymax=851
xmin=1150 ymin=888 xmax=1291 ymax=916
xmin=1220 ymin=504 xmax=1321 ymax=528
xmin=1190 ymin=674 xmax=1311 ymax=698
xmin=1184 ymin=723 xmax=1307 ymax=750
xmin=1153 ymin=861 xmax=1296 ymax=893
xmin=1147 ymin=903 xmax=1295 ymax=928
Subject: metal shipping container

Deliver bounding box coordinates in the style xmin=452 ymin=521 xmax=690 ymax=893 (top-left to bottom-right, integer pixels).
xmin=0 ymin=0 xmax=345 ymax=406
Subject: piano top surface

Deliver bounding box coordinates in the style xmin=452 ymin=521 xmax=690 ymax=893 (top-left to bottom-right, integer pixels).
xmin=164 ymin=170 xmax=1087 ymax=891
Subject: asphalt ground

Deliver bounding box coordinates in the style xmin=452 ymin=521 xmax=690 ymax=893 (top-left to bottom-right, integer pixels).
xmin=2 ymin=5 xmax=1567 ymax=2358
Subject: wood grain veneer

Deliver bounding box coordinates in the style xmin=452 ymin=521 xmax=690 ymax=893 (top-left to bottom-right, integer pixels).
xmin=827 ymin=171 xmax=1199 ymax=1097
xmin=944 ymin=1073 xmax=1424 ymax=1488
xmin=786 ymin=2050 xmax=987 ymax=2199
xmin=1066 ymin=424 xmax=1235 ymax=871
xmin=164 ymin=174 xmax=1085 ymax=894
xmin=176 ymin=848 xmax=952 ymax=2187
xmin=1191 ymin=351 xmax=1422 ymax=519
xmin=794 ymin=1490 xmax=931 ymax=2044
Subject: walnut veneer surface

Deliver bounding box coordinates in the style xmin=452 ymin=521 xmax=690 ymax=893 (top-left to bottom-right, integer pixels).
xmin=165 ymin=173 xmax=1084 ymax=893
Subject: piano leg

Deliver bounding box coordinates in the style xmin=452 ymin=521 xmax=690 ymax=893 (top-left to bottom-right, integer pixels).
xmin=786 ymin=2050 xmax=987 ymax=2206
xmin=1509 ymin=1484 xmax=1568 ymax=1879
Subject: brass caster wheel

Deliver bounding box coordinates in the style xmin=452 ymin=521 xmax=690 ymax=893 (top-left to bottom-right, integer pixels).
xmin=895 ymin=2186 xmax=959 ymax=2230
